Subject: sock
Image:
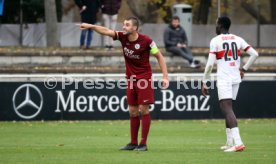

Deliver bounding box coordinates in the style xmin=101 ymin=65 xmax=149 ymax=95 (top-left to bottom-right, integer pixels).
xmin=231 ymin=127 xmax=243 ymax=145
xmin=140 ymin=114 xmax=151 ymax=145
xmin=130 ymin=116 xmax=140 ymax=145
xmin=226 ymin=128 xmax=233 ymax=146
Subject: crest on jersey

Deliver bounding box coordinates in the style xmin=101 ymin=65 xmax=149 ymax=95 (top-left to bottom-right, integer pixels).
xmin=135 ymin=44 xmax=140 ymax=50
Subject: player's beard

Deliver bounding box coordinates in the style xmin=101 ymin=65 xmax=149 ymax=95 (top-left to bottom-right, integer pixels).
xmin=123 ymin=30 xmax=133 ymax=36
xmin=123 ymin=30 xmax=130 ymax=35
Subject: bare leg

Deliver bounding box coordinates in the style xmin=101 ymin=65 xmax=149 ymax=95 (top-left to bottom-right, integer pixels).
xmin=220 ymin=99 xmax=237 ymax=128
xmin=220 ymin=99 xmax=243 ymax=146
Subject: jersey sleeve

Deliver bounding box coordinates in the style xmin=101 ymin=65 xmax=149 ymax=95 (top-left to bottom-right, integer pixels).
xmin=113 ymin=31 xmax=124 ymax=41
xmin=209 ymin=38 xmax=217 ymax=54
xmin=203 ymin=38 xmax=217 ymax=83
xmin=240 ymin=37 xmax=251 ymax=52
xmin=149 ymin=38 xmax=159 ymax=55
xmin=202 ymin=53 xmax=216 ymax=83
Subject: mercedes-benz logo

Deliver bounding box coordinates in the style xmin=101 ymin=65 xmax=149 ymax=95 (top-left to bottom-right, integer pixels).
xmin=12 ymin=84 xmax=43 ymax=119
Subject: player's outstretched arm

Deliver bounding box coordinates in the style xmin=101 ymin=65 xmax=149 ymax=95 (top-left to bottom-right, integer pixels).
xmin=76 ymin=23 xmax=116 ymax=38
xmin=154 ymin=51 xmax=169 ymax=89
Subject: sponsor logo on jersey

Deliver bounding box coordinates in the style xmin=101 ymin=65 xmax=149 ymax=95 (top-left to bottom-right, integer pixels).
xmin=123 ymin=47 xmax=140 ymax=59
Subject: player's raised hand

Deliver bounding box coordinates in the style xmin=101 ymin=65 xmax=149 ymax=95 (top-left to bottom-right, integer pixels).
xmin=76 ymin=23 xmax=92 ymax=30
xmin=162 ymin=77 xmax=169 ymax=89
xmin=201 ymin=82 xmax=209 ymax=97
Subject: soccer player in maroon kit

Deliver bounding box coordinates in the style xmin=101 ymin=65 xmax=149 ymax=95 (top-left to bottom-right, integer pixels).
xmin=77 ymin=17 xmax=169 ymax=151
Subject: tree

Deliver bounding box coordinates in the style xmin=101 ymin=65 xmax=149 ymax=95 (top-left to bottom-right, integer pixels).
xmin=197 ymin=0 xmax=211 ymax=24
xmin=126 ymin=0 xmax=202 ymax=24
xmin=271 ymin=0 xmax=276 ymax=24
xmin=126 ymin=0 xmax=160 ymax=23
xmin=44 ymin=0 xmax=59 ymax=47
xmin=241 ymin=0 xmax=269 ymax=24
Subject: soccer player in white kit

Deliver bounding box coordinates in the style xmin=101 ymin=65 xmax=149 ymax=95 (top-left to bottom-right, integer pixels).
xmin=202 ymin=17 xmax=258 ymax=152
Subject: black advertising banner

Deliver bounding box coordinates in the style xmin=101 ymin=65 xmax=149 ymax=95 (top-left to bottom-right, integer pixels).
xmin=0 ymin=81 xmax=275 ymax=121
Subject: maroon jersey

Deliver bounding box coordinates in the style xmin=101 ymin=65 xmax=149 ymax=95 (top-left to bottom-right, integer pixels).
xmin=114 ymin=31 xmax=158 ymax=79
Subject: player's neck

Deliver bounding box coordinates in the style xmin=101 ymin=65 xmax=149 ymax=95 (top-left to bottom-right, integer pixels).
xmin=128 ymin=32 xmax=139 ymax=42
xmin=221 ymin=29 xmax=229 ymax=34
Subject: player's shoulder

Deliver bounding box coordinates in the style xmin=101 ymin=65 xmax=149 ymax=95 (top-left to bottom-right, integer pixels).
xmin=115 ymin=31 xmax=128 ymax=41
xmin=138 ymin=33 xmax=153 ymax=44
xmin=234 ymin=34 xmax=246 ymax=42
xmin=210 ymin=35 xmax=220 ymax=45
xmin=228 ymin=34 xmax=248 ymax=45
xmin=139 ymin=33 xmax=151 ymax=40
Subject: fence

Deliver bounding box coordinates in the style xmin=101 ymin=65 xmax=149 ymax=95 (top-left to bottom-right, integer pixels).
xmin=0 ymin=23 xmax=276 ymax=47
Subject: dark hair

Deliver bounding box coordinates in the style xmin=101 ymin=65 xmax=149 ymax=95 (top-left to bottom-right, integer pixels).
xmin=217 ymin=16 xmax=231 ymax=30
xmin=172 ymin=16 xmax=180 ymax=21
xmin=125 ymin=16 xmax=140 ymax=31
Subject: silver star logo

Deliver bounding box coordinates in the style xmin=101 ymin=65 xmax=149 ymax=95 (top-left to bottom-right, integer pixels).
xmin=12 ymin=84 xmax=43 ymax=119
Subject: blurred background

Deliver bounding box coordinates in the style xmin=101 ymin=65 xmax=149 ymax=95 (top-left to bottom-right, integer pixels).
xmin=0 ymin=0 xmax=275 ymax=47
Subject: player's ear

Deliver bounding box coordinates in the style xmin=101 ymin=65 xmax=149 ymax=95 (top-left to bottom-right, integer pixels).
xmin=134 ymin=25 xmax=138 ymax=31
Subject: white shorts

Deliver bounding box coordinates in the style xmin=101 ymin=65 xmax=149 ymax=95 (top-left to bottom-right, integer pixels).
xmin=217 ymin=82 xmax=240 ymax=101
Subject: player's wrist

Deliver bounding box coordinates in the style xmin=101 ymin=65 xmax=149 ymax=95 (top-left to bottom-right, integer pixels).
xmin=202 ymin=80 xmax=208 ymax=85
xmin=162 ymin=74 xmax=169 ymax=79
xmin=241 ymin=67 xmax=246 ymax=72
xmin=89 ymin=24 xmax=95 ymax=29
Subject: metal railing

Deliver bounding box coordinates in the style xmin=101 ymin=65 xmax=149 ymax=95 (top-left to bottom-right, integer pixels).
xmin=0 ymin=73 xmax=275 ymax=82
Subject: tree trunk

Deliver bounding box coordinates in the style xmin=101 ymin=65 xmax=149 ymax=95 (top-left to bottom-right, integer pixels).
xmin=271 ymin=0 xmax=276 ymax=24
xmin=197 ymin=0 xmax=211 ymax=24
xmin=126 ymin=0 xmax=159 ymax=23
xmin=44 ymin=0 xmax=59 ymax=47
xmin=241 ymin=0 xmax=269 ymax=24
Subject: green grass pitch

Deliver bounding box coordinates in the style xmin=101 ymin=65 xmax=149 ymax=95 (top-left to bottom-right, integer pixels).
xmin=0 ymin=119 xmax=275 ymax=164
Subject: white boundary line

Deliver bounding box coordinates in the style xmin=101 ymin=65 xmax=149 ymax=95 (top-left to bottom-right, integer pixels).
xmin=0 ymin=73 xmax=275 ymax=78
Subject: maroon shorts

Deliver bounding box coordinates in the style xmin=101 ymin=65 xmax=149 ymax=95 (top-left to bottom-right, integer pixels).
xmin=126 ymin=78 xmax=154 ymax=105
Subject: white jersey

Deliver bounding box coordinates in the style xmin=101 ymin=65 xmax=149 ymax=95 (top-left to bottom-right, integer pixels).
xmin=209 ymin=34 xmax=251 ymax=83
